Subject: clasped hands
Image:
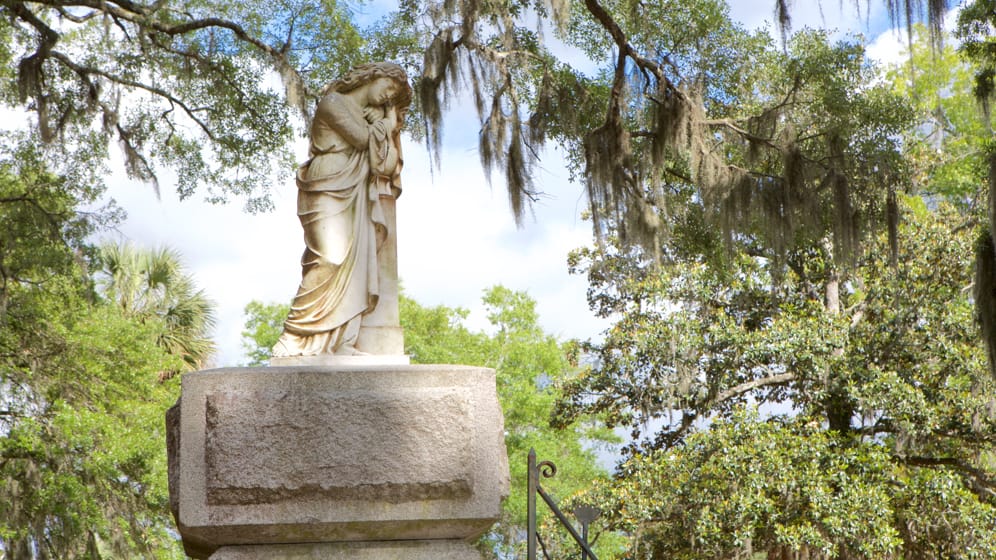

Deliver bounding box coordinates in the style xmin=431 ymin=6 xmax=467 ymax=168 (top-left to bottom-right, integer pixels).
xmin=363 ymin=104 xmax=399 ymax=131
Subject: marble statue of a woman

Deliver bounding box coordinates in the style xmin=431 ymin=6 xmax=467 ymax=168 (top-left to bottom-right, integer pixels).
xmin=272 ymin=62 xmax=412 ymax=358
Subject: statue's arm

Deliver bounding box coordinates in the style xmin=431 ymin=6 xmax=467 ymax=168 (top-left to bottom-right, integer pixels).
xmin=367 ymin=106 xmax=403 ymax=175
xmin=314 ymin=93 xmax=370 ymax=149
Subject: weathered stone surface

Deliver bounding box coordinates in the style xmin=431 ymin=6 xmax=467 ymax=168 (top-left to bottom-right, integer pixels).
xmin=268 ymin=351 xmax=410 ymax=367
xmin=204 ymin=386 xmax=471 ymax=504
xmin=169 ymin=364 xmax=509 ymax=559
xmin=208 ymin=540 xmax=484 ymax=560
xmin=166 ymin=400 xmax=181 ymax=520
xmin=356 ymin=325 xmax=406 ymax=356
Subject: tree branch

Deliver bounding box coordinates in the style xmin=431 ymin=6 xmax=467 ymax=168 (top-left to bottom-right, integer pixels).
xmin=16 ymin=0 xmax=151 ymax=18
xmin=703 ymin=118 xmax=785 ymax=152
xmin=48 ymin=51 xmax=216 ymax=140
xmin=144 ymin=33 xmax=271 ymax=120
xmin=712 ymin=372 xmax=797 ymax=404
xmin=582 ymin=0 xmax=684 ymax=99
xmin=902 ymin=455 xmax=996 ymax=498
xmin=144 ymin=16 xmax=280 ymax=59
xmin=55 ymin=6 xmax=99 ymax=23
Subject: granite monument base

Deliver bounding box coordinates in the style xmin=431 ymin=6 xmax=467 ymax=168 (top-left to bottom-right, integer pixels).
xmin=208 ymin=540 xmax=484 ymax=559
xmin=167 ymin=365 xmax=509 ymax=559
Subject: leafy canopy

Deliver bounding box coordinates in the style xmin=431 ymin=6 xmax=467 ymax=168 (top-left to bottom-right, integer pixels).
xmin=0 ymin=136 xmax=187 ymax=558
xmin=551 ymin=23 xmax=996 ymax=552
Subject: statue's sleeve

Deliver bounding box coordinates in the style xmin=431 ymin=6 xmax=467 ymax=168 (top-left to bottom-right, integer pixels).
xmin=391 ymin=131 xmax=403 ymax=198
xmin=368 ymin=118 xmax=393 ymax=166
xmin=365 ymin=117 xmax=403 ymax=199
xmin=314 ymin=93 xmax=369 ymax=150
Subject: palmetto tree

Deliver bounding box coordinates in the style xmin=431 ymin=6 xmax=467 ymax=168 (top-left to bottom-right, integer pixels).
xmin=97 ymin=242 xmax=216 ymax=377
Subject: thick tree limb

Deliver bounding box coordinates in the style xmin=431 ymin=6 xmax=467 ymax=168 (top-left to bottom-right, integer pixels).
xmin=641 ymin=373 xmax=798 ymax=450
xmin=712 ymin=372 xmax=797 ymax=404
xmin=582 ymin=0 xmax=683 ymax=99
xmin=10 ymin=0 xmax=149 ymax=18
xmin=902 ymin=455 xmax=996 ymax=498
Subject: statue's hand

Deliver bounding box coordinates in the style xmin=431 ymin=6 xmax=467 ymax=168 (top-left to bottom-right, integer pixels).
xmin=363 ymin=105 xmax=382 ymax=124
xmin=384 ymin=105 xmax=399 ymax=131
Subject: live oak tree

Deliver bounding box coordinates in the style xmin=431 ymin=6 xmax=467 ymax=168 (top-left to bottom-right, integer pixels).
xmin=556 ymin=193 xmax=996 ymax=558
xmin=0 ymin=0 xmax=369 ymax=212
xmin=550 ymin=28 xmax=996 ymax=558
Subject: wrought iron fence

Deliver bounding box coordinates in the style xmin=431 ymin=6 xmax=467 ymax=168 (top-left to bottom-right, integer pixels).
xmin=526 ymin=448 xmax=600 ymax=560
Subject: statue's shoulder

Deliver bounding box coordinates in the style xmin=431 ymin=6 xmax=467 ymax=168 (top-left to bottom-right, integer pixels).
xmin=323 ymin=91 xmax=346 ymax=103
xmin=318 ymin=91 xmax=364 ymax=122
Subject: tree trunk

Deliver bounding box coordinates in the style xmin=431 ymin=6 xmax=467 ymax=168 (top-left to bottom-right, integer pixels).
xmin=824 ymin=268 xmax=853 ymax=433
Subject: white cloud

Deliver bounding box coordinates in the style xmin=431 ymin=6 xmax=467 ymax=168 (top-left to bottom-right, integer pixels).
xmin=726 ymin=0 xmax=892 ymax=39
xmin=864 ymin=3 xmax=963 ymax=66
xmin=866 ymin=27 xmax=907 ymax=66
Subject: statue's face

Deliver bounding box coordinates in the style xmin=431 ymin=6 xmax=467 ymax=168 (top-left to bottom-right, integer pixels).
xmin=367 ymin=77 xmax=401 ymax=106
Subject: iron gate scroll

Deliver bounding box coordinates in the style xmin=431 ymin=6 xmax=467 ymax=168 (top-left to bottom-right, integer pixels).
xmin=526 ymin=448 xmax=599 ymax=560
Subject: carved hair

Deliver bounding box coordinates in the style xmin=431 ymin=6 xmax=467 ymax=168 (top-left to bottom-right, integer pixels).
xmin=323 ymin=62 xmax=413 ymax=112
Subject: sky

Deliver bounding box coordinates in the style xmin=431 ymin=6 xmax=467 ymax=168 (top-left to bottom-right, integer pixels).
xmin=98 ymin=0 xmax=915 ymax=367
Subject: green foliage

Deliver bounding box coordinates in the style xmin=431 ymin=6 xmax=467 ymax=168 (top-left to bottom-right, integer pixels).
xmin=1 ymin=295 xmax=186 ymax=559
xmin=240 ymin=300 xmax=289 ymax=366
xmin=956 ymin=0 xmax=996 ymax=111
xmin=584 ymin=406 xmax=995 ymax=559
xmin=0 ymin=141 xmax=185 ymax=558
xmin=887 ymin=25 xmax=996 ymax=202
xmin=403 ymin=286 xmax=622 ymax=559
xmin=591 ymin=409 xmax=902 ymax=558
xmin=96 ymin=242 xmax=217 ymax=376
xmin=399 ymin=295 xmax=491 ymax=365
xmin=560 ymin=191 xmax=996 ymax=557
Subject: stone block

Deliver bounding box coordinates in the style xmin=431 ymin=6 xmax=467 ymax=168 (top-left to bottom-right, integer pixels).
xmin=167 ymin=365 xmax=508 ymax=559
xmin=208 ymin=540 xmax=484 ymax=560
xmin=356 ymin=325 xmax=406 ymax=355
xmin=268 ymin=352 xmax=410 ymax=367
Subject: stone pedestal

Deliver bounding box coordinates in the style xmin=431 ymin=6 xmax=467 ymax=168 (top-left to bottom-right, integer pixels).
xmin=167 ymin=365 xmax=509 ymax=559
xmin=208 ymin=540 xmax=483 ymax=559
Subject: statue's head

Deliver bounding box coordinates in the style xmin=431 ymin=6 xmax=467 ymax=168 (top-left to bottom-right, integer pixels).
xmin=324 ymin=62 xmax=413 ymax=112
